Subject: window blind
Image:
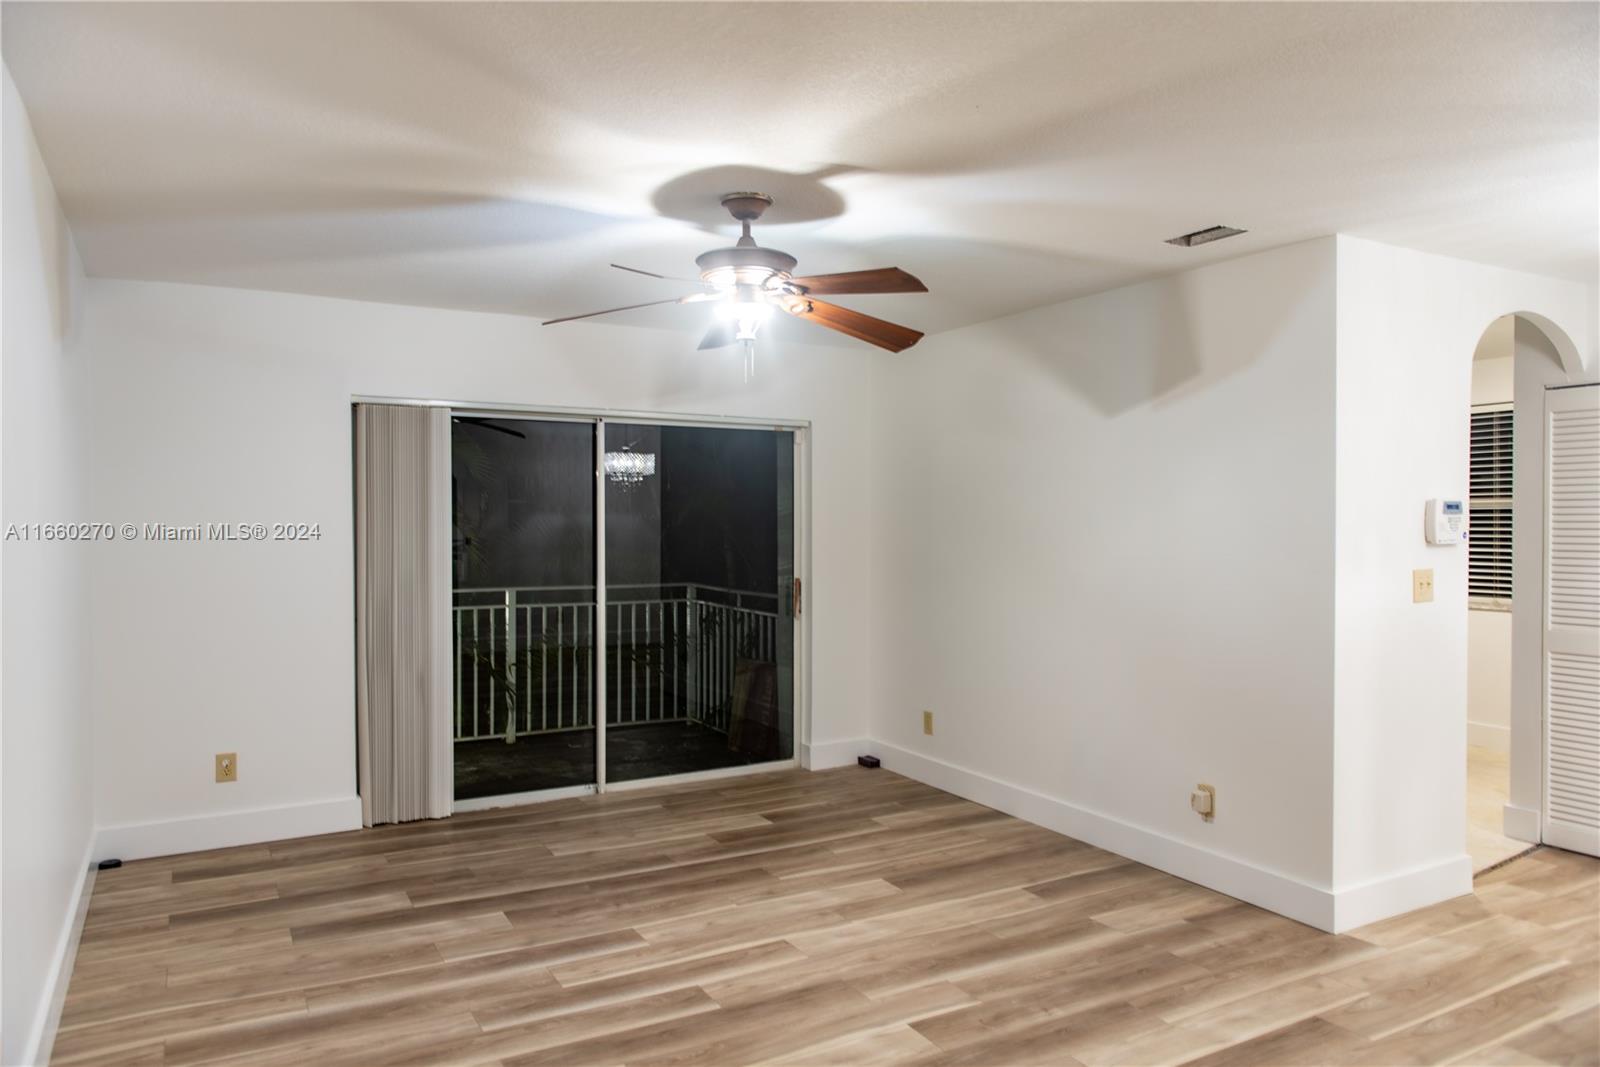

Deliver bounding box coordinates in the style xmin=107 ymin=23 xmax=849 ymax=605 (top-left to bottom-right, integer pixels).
xmin=1469 ymin=405 xmax=1513 ymax=605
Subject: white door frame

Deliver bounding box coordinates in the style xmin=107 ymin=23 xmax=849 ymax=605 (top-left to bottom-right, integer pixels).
xmin=356 ymin=396 xmax=811 ymax=811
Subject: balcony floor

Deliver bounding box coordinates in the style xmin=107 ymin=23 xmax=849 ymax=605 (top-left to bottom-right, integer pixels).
xmin=454 ymin=720 xmax=776 ymax=800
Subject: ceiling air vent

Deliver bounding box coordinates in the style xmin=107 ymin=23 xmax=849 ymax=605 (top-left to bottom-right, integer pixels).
xmin=1165 ymin=225 xmax=1247 ymax=248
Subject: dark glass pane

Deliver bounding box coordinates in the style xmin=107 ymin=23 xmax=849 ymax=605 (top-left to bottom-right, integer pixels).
xmin=603 ymin=423 xmax=795 ymax=783
xmin=451 ymin=417 xmax=595 ymax=799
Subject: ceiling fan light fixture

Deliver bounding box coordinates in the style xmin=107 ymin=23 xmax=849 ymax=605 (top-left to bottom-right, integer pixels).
xmin=543 ymin=193 xmax=927 ymax=359
xmin=702 ymin=264 xmax=789 ymax=292
xmin=716 ymin=289 xmax=775 ymax=340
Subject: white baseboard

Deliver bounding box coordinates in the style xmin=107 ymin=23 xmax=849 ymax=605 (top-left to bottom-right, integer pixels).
xmin=24 ymin=836 xmax=96 ymax=1067
xmin=801 ymin=737 xmax=871 ymax=770
xmin=873 ymin=742 xmax=1472 ymax=934
xmin=1329 ymin=854 xmax=1474 ymax=932
xmin=1468 ymin=721 xmax=1511 ymax=752
xmin=873 ymin=742 xmax=1338 ymax=930
xmin=94 ymin=796 xmax=362 ymax=863
xmin=1503 ymin=802 xmax=1541 ymax=844
xmin=1543 ymin=819 xmax=1600 ymax=857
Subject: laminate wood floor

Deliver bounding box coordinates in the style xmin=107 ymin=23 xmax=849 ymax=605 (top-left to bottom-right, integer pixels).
xmin=54 ymin=768 xmax=1599 ymax=1066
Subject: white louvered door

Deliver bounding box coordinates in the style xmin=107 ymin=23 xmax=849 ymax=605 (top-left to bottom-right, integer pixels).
xmin=1544 ymin=383 xmax=1600 ymax=856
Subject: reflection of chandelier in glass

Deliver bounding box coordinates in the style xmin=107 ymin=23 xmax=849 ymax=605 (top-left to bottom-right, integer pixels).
xmin=604 ymin=448 xmax=656 ymax=488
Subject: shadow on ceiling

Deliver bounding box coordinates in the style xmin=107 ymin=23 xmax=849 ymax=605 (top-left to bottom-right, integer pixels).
xmin=651 ymin=164 xmax=860 ymax=233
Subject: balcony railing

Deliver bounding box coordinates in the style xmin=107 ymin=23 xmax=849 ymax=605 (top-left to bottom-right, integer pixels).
xmin=452 ymin=583 xmax=783 ymax=743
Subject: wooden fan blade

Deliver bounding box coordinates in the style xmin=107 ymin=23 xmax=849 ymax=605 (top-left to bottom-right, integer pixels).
xmin=787 ymin=268 xmax=927 ymax=295
xmin=698 ymin=320 xmax=737 ymax=350
xmin=541 ymin=294 xmax=705 ymax=326
xmin=784 ymin=298 xmax=923 ymax=352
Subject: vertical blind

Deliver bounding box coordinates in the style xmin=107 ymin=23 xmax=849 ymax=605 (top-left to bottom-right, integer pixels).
xmin=355 ymin=403 xmax=453 ymax=826
xmin=1469 ymin=405 xmax=1513 ymax=605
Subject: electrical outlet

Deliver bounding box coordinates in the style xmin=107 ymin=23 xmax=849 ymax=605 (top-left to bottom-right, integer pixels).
xmin=1412 ymin=568 xmax=1434 ymax=603
xmin=1191 ymin=783 xmax=1215 ymax=822
xmin=215 ymin=753 xmax=237 ymax=783
xmin=922 ymin=710 xmax=934 ymax=736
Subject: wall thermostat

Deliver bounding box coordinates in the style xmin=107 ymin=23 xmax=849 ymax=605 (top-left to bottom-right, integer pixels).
xmin=1425 ymin=499 xmax=1465 ymax=545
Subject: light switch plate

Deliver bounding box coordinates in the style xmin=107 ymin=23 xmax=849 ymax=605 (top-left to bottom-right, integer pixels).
xmin=1412 ymin=568 xmax=1435 ymax=603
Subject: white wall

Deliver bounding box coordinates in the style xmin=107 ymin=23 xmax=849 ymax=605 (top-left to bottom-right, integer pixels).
xmin=75 ymin=278 xmax=882 ymax=853
xmin=1468 ymin=332 xmax=1514 ymax=752
xmin=1 ymin=67 xmax=93 ymax=1066
xmin=868 ymin=234 xmax=1595 ymax=932
xmin=1331 ymin=236 xmax=1594 ymax=917
xmin=1471 ymin=357 xmax=1515 ymax=407
xmin=1467 ymin=611 xmax=1512 ymax=751
xmin=870 ymin=239 xmax=1342 ymax=924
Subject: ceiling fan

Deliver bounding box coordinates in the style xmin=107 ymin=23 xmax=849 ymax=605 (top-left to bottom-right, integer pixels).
xmin=541 ymin=193 xmax=928 ymax=357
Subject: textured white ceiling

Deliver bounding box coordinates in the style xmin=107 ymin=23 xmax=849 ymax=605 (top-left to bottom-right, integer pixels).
xmin=3 ymin=2 xmax=1595 ymax=342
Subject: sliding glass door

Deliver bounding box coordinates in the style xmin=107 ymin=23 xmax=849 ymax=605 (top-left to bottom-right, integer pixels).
xmin=451 ymin=416 xmax=597 ymax=801
xmin=450 ymin=412 xmax=798 ymax=804
xmin=603 ymin=423 xmax=796 ymax=784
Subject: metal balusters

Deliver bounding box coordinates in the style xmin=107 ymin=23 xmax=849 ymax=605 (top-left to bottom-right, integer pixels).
xmin=483 ymin=604 xmax=496 ymax=739
xmin=467 ymin=607 xmax=475 ymax=737
xmin=452 ymin=586 xmax=780 ymax=742
xmin=503 ymin=593 xmax=517 ymax=743
xmin=698 ymin=601 xmax=707 ymax=725
xmin=686 ymin=587 xmax=699 ymax=725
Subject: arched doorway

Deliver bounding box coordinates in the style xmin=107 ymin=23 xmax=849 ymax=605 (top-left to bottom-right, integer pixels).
xmin=1466 ymin=311 xmax=1598 ymax=864
xmin=1465 ymin=315 xmax=1519 ymax=868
